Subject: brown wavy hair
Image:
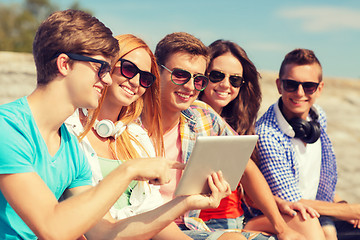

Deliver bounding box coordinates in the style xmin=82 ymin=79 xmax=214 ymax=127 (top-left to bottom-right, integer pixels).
xmin=199 ymin=40 xmax=262 ymax=162
xmin=33 ymin=9 xmax=118 ymax=85
xmin=80 ymin=34 xmax=164 ymax=160
xmin=200 ymin=40 xmax=261 ymax=136
xmin=155 ymin=32 xmax=209 ymax=68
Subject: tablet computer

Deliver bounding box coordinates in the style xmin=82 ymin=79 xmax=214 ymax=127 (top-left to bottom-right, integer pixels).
xmin=174 ymin=135 xmax=258 ymax=196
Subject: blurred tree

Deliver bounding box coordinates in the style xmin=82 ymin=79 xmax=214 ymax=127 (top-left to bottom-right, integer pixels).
xmin=0 ymin=0 xmax=89 ymax=53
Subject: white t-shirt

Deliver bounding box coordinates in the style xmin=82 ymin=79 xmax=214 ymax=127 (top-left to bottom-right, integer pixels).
xmin=275 ymin=101 xmax=322 ymax=200
xmin=291 ymin=138 xmax=321 ymax=199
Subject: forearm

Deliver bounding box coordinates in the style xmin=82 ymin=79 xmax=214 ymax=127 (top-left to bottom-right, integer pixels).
xmin=48 ymin=164 xmax=135 ymax=239
xmin=241 ymin=160 xmax=288 ymax=235
xmin=0 ymin=163 xmax=136 ymax=240
xmin=87 ymin=196 xmax=192 ymax=240
xmin=299 ymin=199 xmax=360 ymax=220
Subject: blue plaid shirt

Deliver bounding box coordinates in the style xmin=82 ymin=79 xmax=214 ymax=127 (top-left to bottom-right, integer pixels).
xmin=255 ymin=101 xmax=337 ymax=202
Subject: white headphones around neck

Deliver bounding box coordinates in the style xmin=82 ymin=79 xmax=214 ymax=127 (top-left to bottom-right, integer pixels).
xmin=94 ymin=119 xmax=126 ymax=139
xmin=81 ymin=108 xmax=126 ymax=139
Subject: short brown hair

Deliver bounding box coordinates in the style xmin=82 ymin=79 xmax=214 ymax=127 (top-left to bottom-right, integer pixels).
xmin=154 ymin=32 xmax=209 ymax=68
xmin=33 ymin=9 xmax=119 ymax=85
xmin=279 ymin=48 xmax=322 ymax=80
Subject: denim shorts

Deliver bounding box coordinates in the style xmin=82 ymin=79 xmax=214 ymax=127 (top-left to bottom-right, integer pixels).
xmin=179 ymin=224 xmax=225 ymax=240
xmin=319 ymin=215 xmax=336 ymax=227
xmin=180 ymin=217 xmax=276 ymax=240
xmin=204 ymin=216 xmax=245 ymax=230
xmin=181 ymin=228 xmax=275 ymax=240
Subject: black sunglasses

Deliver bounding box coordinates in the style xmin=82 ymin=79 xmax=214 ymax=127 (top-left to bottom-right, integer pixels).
xmin=118 ymin=59 xmax=156 ymax=88
xmin=62 ymin=53 xmax=111 ymax=79
xmin=281 ymin=79 xmax=320 ymax=94
xmin=161 ymin=65 xmax=209 ymax=91
xmin=208 ymin=70 xmax=245 ymax=88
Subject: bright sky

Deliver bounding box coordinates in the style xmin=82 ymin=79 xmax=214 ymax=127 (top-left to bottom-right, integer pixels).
xmin=3 ymin=0 xmax=360 ymax=79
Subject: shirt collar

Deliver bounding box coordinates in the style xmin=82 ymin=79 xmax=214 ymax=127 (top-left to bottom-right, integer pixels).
xmin=274 ymin=99 xmax=296 ymax=138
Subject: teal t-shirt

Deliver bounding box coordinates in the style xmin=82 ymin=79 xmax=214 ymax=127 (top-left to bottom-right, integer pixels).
xmin=0 ymin=97 xmax=92 ymax=239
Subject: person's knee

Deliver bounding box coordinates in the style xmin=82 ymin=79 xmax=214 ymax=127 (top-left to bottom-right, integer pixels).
xmin=218 ymin=232 xmax=246 ymax=240
xmin=322 ymin=225 xmax=338 ymax=240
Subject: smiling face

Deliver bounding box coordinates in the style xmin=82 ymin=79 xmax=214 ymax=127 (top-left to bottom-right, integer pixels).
xmin=65 ymin=54 xmax=112 ymax=109
xmin=201 ymin=52 xmax=243 ymax=113
xmin=159 ymin=52 xmax=207 ymax=116
xmin=105 ymin=48 xmax=150 ymax=108
xmin=276 ymin=63 xmax=324 ymax=120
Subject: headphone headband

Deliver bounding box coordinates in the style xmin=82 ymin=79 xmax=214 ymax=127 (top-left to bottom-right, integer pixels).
xmin=278 ymin=98 xmax=321 ymax=144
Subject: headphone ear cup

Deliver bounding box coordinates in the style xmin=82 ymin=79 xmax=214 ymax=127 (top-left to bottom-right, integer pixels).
xmin=94 ymin=119 xmax=115 ymax=138
xmin=303 ymin=121 xmax=321 ymax=144
xmin=288 ymin=118 xmax=310 ymax=139
xmin=288 ymin=118 xmax=321 ymax=144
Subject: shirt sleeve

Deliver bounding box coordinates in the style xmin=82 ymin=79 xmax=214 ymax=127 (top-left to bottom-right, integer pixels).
xmin=0 ymin=117 xmax=35 ymax=174
xmin=257 ymin=127 xmax=302 ymax=202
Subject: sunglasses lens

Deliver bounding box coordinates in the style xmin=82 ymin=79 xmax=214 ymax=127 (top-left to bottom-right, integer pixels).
xmin=229 ymin=76 xmax=244 ymax=88
xmin=140 ymin=72 xmax=156 ymax=88
xmin=121 ymin=61 xmax=138 ymax=78
xmin=209 ymin=70 xmax=225 ymax=83
xmin=282 ymin=80 xmax=299 ymax=92
xmin=171 ymin=69 xmax=191 ymax=85
xmin=282 ymin=79 xmax=319 ymax=94
xmin=194 ymin=75 xmax=209 ymax=91
xmin=302 ymin=82 xmax=319 ymax=94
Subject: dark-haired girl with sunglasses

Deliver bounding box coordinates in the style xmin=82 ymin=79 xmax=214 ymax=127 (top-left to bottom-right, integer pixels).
xmin=65 ymin=34 xmax=229 ymax=240
xmin=198 ymin=40 xmax=326 ymax=240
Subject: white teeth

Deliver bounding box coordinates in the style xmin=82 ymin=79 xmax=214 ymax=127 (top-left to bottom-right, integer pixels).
xmin=177 ymin=92 xmax=190 ymax=99
xmin=94 ymin=87 xmax=101 ymax=94
xmin=122 ymin=86 xmax=135 ymax=95
xmin=216 ymin=91 xmax=228 ymax=96
xmin=215 ymin=90 xmax=229 ymax=97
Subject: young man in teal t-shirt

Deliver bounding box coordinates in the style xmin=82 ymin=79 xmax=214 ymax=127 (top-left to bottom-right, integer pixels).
xmin=0 ymin=10 xmax=231 ymax=240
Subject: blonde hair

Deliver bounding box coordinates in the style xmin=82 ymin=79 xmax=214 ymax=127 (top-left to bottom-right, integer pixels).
xmin=80 ymin=34 xmax=164 ymax=160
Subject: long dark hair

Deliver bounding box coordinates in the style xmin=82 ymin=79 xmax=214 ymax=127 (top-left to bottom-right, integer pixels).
xmin=200 ymin=40 xmax=261 ymax=136
xmin=200 ymin=40 xmax=262 ymax=163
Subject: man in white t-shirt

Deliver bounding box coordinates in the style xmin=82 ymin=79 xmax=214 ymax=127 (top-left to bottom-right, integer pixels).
xmin=256 ymin=48 xmax=360 ymax=240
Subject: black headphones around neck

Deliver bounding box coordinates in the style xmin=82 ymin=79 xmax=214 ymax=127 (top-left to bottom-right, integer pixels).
xmin=279 ymin=98 xmax=321 ymax=144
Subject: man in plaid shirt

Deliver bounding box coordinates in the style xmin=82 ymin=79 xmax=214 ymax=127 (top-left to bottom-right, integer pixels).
xmin=154 ymin=32 xmax=323 ymax=240
xmin=256 ymin=48 xmax=360 ymax=240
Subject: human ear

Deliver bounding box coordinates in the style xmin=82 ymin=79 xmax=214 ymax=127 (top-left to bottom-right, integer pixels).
xmin=316 ymin=81 xmax=324 ymax=96
xmin=276 ymin=78 xmax=282 ymax=94
xmin=56 ymin=53 xmax=70 ymax=76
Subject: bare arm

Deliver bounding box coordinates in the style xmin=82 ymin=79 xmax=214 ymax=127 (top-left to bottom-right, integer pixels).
xmin=299 ymin=199 xmax=360 ymax=221
xmin=85 ymin=171 xmax=231 ymax=240
xmin=241 ymin=159 xmax=305 ymax=240
xmin=0 ymin=158 xmax=179 ymax=240
xmin=274 ymin=195 xmax=320 ymax=220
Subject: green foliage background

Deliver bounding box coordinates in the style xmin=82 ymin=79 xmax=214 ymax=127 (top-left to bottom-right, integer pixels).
xmin=0 ymin=0 xmax=87 ymax=53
